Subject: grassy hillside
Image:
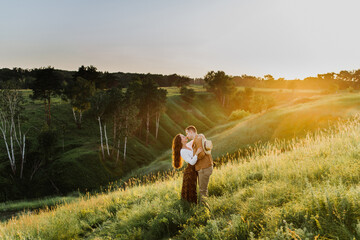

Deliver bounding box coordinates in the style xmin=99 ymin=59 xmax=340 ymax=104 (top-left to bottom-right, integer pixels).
xmin=1 ymin=114 xmax=360 ymax=239
xmin=130 ymin=93 xmax=360 ymax=177
xmin=0 ymin=87 xmax=227 ymax=200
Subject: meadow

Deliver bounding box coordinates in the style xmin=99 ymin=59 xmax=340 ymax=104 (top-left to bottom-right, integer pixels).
xmin=127 ymin=92 xmax=360 ymax=178
xmin=1 ymin=86 xmax=360 ymax=237
xmin=1 ymin=110 xmax=360 ymax=239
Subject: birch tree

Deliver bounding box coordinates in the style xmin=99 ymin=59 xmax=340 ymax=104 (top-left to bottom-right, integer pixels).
xmin=127 ymin=77 xmax=165 ymax=145
xmin=0 ymin=86 xmax=27 ymax=178
xmin=154 ymin=88 xmax=167 ymax=139
xmin=116 ymin=93 xmax=140 ymax=164
xmin=107 ymin=87 xmax=124 ymax=157
xmin=66 ymin=77 xmax=95 ymax=129
xmin=90 ymin=90 xmax=110 ymax=160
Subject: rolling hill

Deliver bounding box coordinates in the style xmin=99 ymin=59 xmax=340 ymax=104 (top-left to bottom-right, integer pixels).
xmin=128 ymin=93 xmax=360 ymax=178
xmin=1 ymin=107 xmax=360 ymax=239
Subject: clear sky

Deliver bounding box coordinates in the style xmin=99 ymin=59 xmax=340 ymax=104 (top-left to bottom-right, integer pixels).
xmin=1 ymin=0 xmax=359 ymax=79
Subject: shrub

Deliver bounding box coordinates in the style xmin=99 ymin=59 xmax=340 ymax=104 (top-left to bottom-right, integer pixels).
xmin=228 ymin=109 xmax=250 ymax=121
xmin=180 ymin=86 xmax=196 ymax=103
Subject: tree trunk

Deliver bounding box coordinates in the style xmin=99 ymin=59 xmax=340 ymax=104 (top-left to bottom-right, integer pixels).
xmin=123 ymin=136 xmax=127 ymax=162
xmin=146 ymin=106 xmax=150 ymax=145
xmin=104 ymin=123 xmax=110 ymax=156
xmin=112 ymin=115 xmax=117 ymax=155
xmin=155 ymin=112 xmax=160 ymax=139
xmin=1 ymin=130 xmax=15 ymax=175
xmin=20 ymin=135 xmax=26 ymax=179
xmin=44 ymin=100 xmax=47 ymax=124
xmin=116 ymin=138 xmax=120 ymax=166
xmin=47 ymin=97 xmax=51 ymax=126
xmin=78 ymin=110 xmax=82 ymax=129
xmin=72 ymin=108 xmax=77 ymax=124
xmin=9 ymin=122 xmax=16 ymax=175
xmin=98 ymin=117 xmax=105 ymax=160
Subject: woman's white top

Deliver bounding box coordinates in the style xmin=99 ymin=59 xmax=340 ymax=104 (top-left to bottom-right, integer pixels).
xmin=180 ymin=148 xmax=198 ymax=165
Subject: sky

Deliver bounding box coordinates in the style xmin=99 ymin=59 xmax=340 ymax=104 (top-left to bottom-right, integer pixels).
xmin=1 ymin=0 xmax=359 ymax=79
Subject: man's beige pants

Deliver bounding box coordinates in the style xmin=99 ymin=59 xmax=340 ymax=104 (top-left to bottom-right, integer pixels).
xmin=197 ymin=166 xmax=213 ymax=203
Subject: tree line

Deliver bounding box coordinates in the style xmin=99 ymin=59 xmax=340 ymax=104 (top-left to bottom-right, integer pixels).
xmin=233 ymin=70 xmax=360 ymax=90
xmin=203 ymin=69 xmax=360 ymax=115
xmin=0 ymin=67 xmax=194 ymax=89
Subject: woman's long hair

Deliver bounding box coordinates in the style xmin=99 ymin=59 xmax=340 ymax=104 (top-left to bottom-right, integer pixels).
xmin=172 ymin=134 xmax=183 ymax=169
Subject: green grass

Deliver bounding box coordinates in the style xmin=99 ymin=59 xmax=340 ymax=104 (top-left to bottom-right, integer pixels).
xmin=236 ymin=86 xmax=322 ymax=93
xmin=0 ymin=86 xmax=228 ymax=219
xmin=0 ymin=195 xmax=78 ymax=222
xmin=0 ymin=87 xmax=228 ymax=200
xmin=131 ymin=93 xmax=360 ymax=177
xmin=1 ymin=114 xmax=360 ymax=239
xmin=1 ymin=88 xmax=358 ymax=226
xmin=160 ymin=84 xmax=206 ymax=96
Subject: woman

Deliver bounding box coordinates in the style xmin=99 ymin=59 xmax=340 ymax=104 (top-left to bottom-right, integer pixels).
xmin=172 ymin=134 xmax=202 ymax=204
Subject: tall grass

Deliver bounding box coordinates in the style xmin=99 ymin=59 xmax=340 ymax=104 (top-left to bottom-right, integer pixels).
xmin=1 ymin=115 xmax=360 ymax=239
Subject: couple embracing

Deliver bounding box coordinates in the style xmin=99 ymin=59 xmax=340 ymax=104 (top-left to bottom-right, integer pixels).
xmin=172 ymin=125 xmax=214 ymax=207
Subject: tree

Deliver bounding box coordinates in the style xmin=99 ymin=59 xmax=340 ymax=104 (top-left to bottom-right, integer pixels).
xmin=0 ymin=84 xmax=27 ymax=178
xmin=337 ymin=70 xmax=353 ymax=82
xmin=180 ymin=86 xmax=196 ymax=103
xmin=31 ymin=67 xmax=63 ymax=126
xmin=354 ymin=70 xmax=360 ymax=89
xmin=128 ymin=77 xmax=165 ymax=145
xmin=73 ymin=65 xmax=103 ymax=89
xmin=250 ymin=95 xmax=266 ymax=113
xmin=102 ymin=71 xmax=119 ymax=89
xmin=154 ymin=88 xmax=167 ymax=139
xmin=204 ymin=71 xmax=235 ymax=107
xmin=264 ymin=74 xmax=275 ymax=81
xmin=116 ymin=93 xmax=140 ymax=163
xmin=168 ymin=74 xmax=191 ymax=88
xmin=106 ymin=87 xmax=124 ymax=156
xmin=90 ymin=90 xmax=111 ymax=160
xmin=65 ymin=77 xmax=96 ymax=129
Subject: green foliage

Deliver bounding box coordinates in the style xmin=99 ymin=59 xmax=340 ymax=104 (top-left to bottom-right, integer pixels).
xmin=228 ymin=109 xmax=251 ymax=121
xmin=328 ymin=83 xmax=339 ymax=93
xmin=169 ymin=73 xmax=191 ymax=88
xmin=67 ymin=77 xmax=96 ymax=112
xmin=37 ymin=125 xmax=59 ymax=163
xmin=30 ymin=67 xmax=63 ymax=126
xmin=180 ymin=86 xmax=196 ymax=103
xmin=249 ymin=95 xmax=275 ymax=113
xmin=204 ymin=71 xmax=235 ymax=107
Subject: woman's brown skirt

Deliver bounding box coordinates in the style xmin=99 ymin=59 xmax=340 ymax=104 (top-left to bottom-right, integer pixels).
xmin=181 ymin=163 xmax=198 ymax=204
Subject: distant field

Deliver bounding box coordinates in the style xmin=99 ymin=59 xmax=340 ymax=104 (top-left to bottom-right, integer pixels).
xmin=162 ymin=85 xmax=324 ymax=96
xmin=160 ymin=84 xmax=206 ymax=96
xmin=236 ymin=86 xmax=323 ymax=93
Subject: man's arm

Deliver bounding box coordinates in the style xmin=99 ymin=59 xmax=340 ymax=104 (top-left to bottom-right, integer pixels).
xmin=195 ymin=136 xmax=206 ymax=160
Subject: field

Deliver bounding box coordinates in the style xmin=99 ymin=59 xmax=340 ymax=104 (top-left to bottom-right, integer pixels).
xmin=1 ymin=109 xmax=360 ymax=239
xmin=0 ymin=86 xmax=228 ymax=203
xmin=1 ymin=87 xmax=360 ymax=238
xmin=128 ymin=92 xmax=360 ymax=178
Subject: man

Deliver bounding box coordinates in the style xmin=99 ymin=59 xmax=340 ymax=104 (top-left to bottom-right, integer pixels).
xmin=185 ymin=125 xmax=213 ymax=207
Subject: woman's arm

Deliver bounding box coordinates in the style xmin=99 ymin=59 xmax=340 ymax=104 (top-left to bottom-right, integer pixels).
xmin=180 ymin=149 xmax=198 ymax=165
